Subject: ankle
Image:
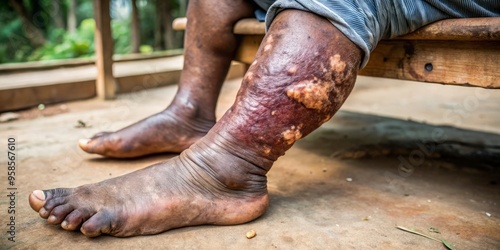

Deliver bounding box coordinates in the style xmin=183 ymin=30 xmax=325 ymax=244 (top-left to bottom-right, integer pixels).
xmin=180 ymin=132 xmax=270 ymax=194
xmin=168 ymin=96 xmax=216 ymax=122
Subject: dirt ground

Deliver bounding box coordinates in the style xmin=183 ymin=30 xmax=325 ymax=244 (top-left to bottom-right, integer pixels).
xmin=1 ymin=75 xmax=499 ymax=249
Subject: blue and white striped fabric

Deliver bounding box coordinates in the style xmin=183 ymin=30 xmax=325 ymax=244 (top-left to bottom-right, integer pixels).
xmin=252 ymin=0 xmax=500 ymax=68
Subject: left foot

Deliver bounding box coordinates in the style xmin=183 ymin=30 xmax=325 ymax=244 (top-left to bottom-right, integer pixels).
xmin=78 ymin=104 xmax=215 ymax=158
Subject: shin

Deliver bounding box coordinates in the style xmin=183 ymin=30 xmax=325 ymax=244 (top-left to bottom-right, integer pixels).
xmin=211 ymin=9 xmax=363 ymax=167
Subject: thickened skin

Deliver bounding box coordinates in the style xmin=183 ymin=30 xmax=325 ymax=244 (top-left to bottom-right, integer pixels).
xmin=29 ymin=10 xmax=362 ymax=237
xmin=226 ymin=17 xmax=361 ymax=160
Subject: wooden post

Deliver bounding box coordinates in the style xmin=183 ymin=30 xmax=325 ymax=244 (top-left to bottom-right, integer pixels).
xmin=93 ymin=0 xmax=116 ymax=99
xmin=130 ymin=0 xmax=141 ymax=53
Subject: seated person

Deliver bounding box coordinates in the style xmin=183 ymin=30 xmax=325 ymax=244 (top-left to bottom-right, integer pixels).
xmin=29 ymin=0 xmax=498 ymax=237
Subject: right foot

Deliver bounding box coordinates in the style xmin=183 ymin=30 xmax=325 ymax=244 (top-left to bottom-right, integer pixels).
xmin=79 ymin=105 xmax=215 ymax=158
xmin=30 ymin=133 xmax=270 ymax=237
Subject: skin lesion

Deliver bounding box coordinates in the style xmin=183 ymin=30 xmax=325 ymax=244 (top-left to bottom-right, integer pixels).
xmin=330 ymin=54 xmax=346 ymax=73
xmin=266 ymin=35 xmax=274 ymax=44
xmin=263 ymin=35 xmax=274 ymax=52
xmin=284 ymin=54 xmax=351 ymax=116
xmin=262 ymin=146 xmax=271 ymax=155
xmin=245 ymin=72 xmax=254 ymax=81
xmin=281 ymin=125 xmax=303 ymax=145
xmin=287 ymin=65 xmax=298 ymax=75
xmin=286 ymin=79 xmax=334 ymax=111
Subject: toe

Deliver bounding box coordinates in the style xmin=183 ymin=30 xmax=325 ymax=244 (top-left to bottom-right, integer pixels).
xmin=78 ymin=138 xmax=95 ymax=153
xmin=62 ymin=207 xmax=94 ymax=231
xmin=79 ymin=133 xmax=117 ymax=155
xmin=90 ymin=132 xmax=111 ymax=139
xmin=80 ymin=211 xmax=112 ymax=237
xmin=79 ymin=130 xmax=112 ymax=153
xmin=48 ymin=204 xmax=74 ymax=224
xmin=44 ymin=188 xmax=71 ymax=205
xmin=29 ymin=190 xmax=46 ymax=211
xmin=33 ymin=188 xmax=71 ymax=218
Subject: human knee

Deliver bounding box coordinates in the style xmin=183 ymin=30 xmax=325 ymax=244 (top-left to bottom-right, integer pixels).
xmin=186 ymin=0 xmax=255 ymax=54
xmin=187 ymin=0 xmax=255 ymax=26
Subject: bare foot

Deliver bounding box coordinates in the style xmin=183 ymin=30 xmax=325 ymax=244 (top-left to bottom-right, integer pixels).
xmin=30 ymin=135 xmax=269 ymax=237
xmin=79 ymin=105 xmax=215 ymax=158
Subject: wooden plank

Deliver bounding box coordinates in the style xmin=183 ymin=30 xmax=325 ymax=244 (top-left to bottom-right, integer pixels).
xmin=359 ymin=40 xmax=500 ymax=88
xmin=172 ymin=17 xmax=187 ymax=31
xmin=173 ymin=17 xmax=500 ymax=40
xmin=93 ymin=0 xmax=116 ymax=99
xmin=235 ymin=36 xmax=500 ymax=88
xmin=117 ymin=61 xmax=244 ymax=93
xmin=116 ymin=71 xmax=181 ymax=93
xmin=233 ymin=18 xmax=267 ymax=35
xmin=173 ymin=17 xmax=267 ymax=35
xmin=235 ymin=35 xmax=264 ymax=65
xmin=0 ymin=60 xmax=244 ymax=112
xmin=175 ymin=17 xmax=500 ymax=88
xmin=0 ymin=80 xmax=95 ymax=112
xmin=0 ymin=50 xmax=183 ymax=74
xmin=394 ymin=17 xmax=500 ymax=41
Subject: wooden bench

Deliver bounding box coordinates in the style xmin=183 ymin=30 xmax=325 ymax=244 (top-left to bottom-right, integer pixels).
xmin=173 ymin=17 xmax=500 ymax=89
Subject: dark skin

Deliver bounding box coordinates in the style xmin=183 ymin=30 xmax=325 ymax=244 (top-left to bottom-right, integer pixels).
xmin=29 ymin=5 xmax=362 ymax=237
xmin=79 ymin=0 xmax=255 ymax=158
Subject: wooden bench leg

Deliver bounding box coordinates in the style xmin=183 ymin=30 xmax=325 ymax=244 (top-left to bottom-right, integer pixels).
xmin=94 ymin=0 xmax=116 ymax=99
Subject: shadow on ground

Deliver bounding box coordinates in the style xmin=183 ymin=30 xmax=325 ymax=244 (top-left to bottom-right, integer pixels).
xmin=1 ymin=78 xmax=498 ymax=249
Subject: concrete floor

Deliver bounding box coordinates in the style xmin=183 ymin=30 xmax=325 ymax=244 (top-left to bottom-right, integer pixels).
xmin=1 ymin=76 xmax=499 ymax=249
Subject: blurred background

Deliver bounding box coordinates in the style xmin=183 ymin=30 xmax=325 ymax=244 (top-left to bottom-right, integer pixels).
xmin=0 ymin=0 xmax=187 ymax=64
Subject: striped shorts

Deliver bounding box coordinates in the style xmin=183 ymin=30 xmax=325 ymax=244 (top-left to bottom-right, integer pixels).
xmin=252 ymin=0 xmax=500 ymax=68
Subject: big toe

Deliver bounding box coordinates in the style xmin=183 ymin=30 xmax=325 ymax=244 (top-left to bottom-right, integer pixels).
xmin=29 ymin=190 xmax=46 ymax=211
xmin=90 ymin=132 xmax=110 ymax=139
xmin=79 ymin=132 xmax=122 ymax=156
xmin=79 ymin=137 xmax=108 ymax=155
xmin=78 ymin=138 xmax=94 ymax=153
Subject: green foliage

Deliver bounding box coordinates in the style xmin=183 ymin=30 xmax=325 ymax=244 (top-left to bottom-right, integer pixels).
xmin=112 ymin=19 xmax=131 ymax=54
xmin=0 ymin=0 xmax=186 ymax=64
xmin=0 ymin=13 xmax=33 ymax=63
xmin=28 ymin=19 xmax=95 ymax=61
xmin=76 ymin=0 xmax=95 ymax=23
xmin=138 ymin=0 xmax=157 ymax=48
xmin=140 ymin=45 xmax=153 ymax=53
xmin=11 ymin=17 xmax=138 ymax=62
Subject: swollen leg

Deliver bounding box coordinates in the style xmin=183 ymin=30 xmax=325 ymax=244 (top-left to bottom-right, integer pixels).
xmin=79 ymin=0 xmax=256 ymax=158
xmin=29 ymin=9 xmax=362 ymax=237
xmin=216 ymin=9 xmax=363 ymax=160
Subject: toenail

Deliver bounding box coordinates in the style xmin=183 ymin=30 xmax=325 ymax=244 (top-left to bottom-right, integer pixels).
xmin=61 ymin=221 xmax=68 ymax=229
xmin=33 ymin=190 xmax=45 ymax=201
xmin=40 ymin=207 xmax=48 ymax=217
xmin=48 ymin=215 xmax=56 ymax=222
xmin=79 ymin=138 xmax=91 ymax=145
